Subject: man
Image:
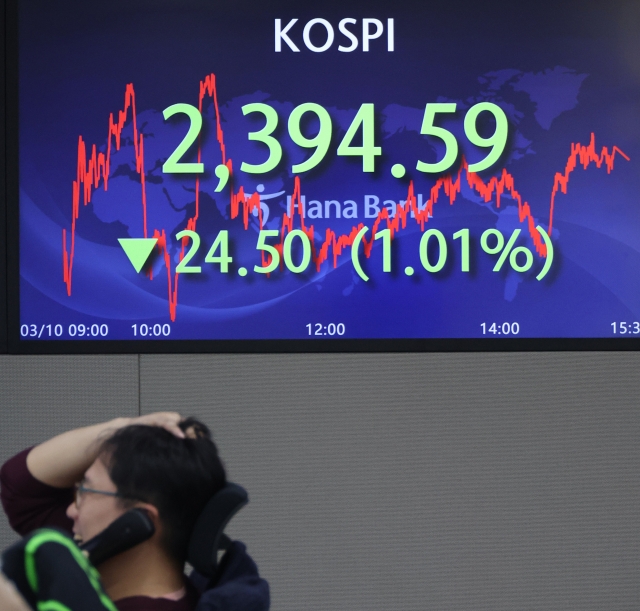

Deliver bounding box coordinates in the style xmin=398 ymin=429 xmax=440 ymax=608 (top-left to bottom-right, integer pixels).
xmin=0 ymin=412 xmax=267 ymax=611
xmin=0 ymin=573 xmax=29 ymax=611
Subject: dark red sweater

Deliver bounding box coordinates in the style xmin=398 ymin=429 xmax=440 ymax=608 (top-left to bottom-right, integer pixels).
xmin=0 ymin=448 xmax=198 ymax=611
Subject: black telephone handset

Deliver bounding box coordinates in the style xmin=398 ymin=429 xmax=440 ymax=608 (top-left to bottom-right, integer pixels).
xmin=80 ymin=508 xmax=155 ymax=566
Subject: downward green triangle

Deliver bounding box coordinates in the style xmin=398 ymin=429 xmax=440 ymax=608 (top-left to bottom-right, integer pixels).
xmin=118 ymin=238 xmax=158 ymax=273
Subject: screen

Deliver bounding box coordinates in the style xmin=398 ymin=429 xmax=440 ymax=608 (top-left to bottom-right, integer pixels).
xmin=11 ymin=0 xmax=640 ymax=350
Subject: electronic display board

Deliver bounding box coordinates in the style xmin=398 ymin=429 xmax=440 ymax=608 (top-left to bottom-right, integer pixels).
xmin=7 ymin=0 xmax=640 ymax=351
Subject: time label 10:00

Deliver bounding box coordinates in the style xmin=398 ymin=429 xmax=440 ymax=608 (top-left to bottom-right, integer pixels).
xmin=162 ymin=100 xmax=508 ymax=176
xmin=131 ymin=323 xmax=172 ymax=337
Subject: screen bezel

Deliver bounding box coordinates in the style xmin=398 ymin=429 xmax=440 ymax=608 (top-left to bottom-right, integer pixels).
xmin=1 ymin=0 xmax=14 ymax=354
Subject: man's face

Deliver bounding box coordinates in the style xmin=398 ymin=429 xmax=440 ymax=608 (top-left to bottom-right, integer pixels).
xmin=66 ymin=458 xmax=127 ymax=544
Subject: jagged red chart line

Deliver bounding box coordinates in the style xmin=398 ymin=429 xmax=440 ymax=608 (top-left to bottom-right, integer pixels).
xmin=62 ymin=74 xmax=630 ymax=321
xmin=63 ymin=83 xmax=147 ymax=295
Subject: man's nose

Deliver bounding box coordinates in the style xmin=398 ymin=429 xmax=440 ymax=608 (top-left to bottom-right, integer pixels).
xmin=66 ymin=501 xmax=78 ymax=521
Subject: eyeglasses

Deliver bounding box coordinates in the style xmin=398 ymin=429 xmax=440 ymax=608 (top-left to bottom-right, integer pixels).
xmin=74 ymin=483 xmax=122 ymax=508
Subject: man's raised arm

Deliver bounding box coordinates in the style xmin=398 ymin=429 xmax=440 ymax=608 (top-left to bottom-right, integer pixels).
xmin=26 ymin=412 xmax=186 ymax=487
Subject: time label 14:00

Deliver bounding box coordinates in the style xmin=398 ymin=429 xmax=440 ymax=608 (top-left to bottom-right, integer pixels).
xmin=481 ymin=322 xmax=520 ymax=335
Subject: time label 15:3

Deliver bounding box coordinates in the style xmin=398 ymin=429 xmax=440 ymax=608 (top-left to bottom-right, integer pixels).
xmin=611 ymin=322 xmax=640 ymax=334
xmin=162 ymin=100 xmax=508 ymax=176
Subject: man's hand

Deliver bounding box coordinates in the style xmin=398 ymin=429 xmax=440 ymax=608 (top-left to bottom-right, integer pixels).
xmin=0 ymin=574 xmax=30 ymax=611
xmin=27 ymin=412 xmax=186 ymax=488
xmin=126 ymin=412 xmax=186 ymax=439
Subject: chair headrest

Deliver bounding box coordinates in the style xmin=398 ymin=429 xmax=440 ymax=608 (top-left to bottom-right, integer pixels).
xmin=187 ymin=483 xmax=248 ymax=577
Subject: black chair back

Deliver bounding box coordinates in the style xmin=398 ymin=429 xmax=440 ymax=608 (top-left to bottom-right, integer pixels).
xmin=187 ymin=483 xmax=248 ymax=578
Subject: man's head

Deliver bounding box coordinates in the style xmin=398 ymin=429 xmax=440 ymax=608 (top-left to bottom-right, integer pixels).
xmin=67 ymin=418 xmax=226 ymax=565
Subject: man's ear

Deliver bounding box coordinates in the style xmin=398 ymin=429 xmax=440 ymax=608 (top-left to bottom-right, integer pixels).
xmin=134 ymin=503 xmax=161 ymax=534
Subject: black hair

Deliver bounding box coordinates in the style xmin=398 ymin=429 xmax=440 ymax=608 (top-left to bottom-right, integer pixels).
xmin=98 ymin=418 xmax=226 ymax=563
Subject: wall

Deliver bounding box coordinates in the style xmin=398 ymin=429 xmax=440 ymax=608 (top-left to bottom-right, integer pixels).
xmin=1 ymin=352 xmax=638 ymax=610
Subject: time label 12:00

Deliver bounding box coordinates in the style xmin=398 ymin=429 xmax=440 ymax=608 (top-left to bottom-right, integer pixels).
xmin=306 ymin=323 xmax=346 ymax=336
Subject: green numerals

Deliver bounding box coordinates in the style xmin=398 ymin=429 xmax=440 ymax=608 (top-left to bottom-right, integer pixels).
xmin=283 ymin=229 xmax=311 ymax=272
xmin=463 ymin=102 xmax=508 ymax=172
xmin=374 ymin=229 xmax=392 ymax=272
xmin=171 ymin=225 xmax=551 ymax=282
xmin=204 ymin=230 xmax=232 ymax=273
xmin=162 ymin=104 xmax=205 ymax=174
xmin=254 ymin=230 xmax=280 ymax=273
xmin=176 ymin=230 xmax=232 ymax=273
xmin=172 ymin=229 xmax=315 ymax=276
xmin=254 ymin=229 xmax=313 ymax=273
xmin=240 ymin=103 xmax=283 ymax=174
xmin=336 ymin=103 xmax=382 ymax=172
xmin=288 ymin=104 xmax=332 ymax=173
xmin=239 ymin=101 xmax=382 ymax=175
xmin=453 ymin=228 xmax=470 ymax=272
xmin=416 ymin=103 xmax=458 ymax=173
xmin=175 ymin=230 xmax=202 ymax=273
xmin=416 ymin=101 xmax=508 ymax=174
xmin=419 ymin=229 xmax=447 ymax=272
xmin=162 ymin=99 xmax=509 ymax=179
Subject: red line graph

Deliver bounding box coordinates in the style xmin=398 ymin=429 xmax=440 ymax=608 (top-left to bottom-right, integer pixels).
xmin=62 ymin=73 xmax=630 ymax=320
xmin=63 ymin=83 xmax=147 ymax=295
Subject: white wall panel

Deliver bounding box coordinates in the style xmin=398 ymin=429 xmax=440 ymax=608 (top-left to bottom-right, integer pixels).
xmin=0 ymin=353 xmax=637 ymax=610
xmin=140 ymin=353 xmax=640 ymax=611
xmin=0 ymin=355 xmax=139 ymax=550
